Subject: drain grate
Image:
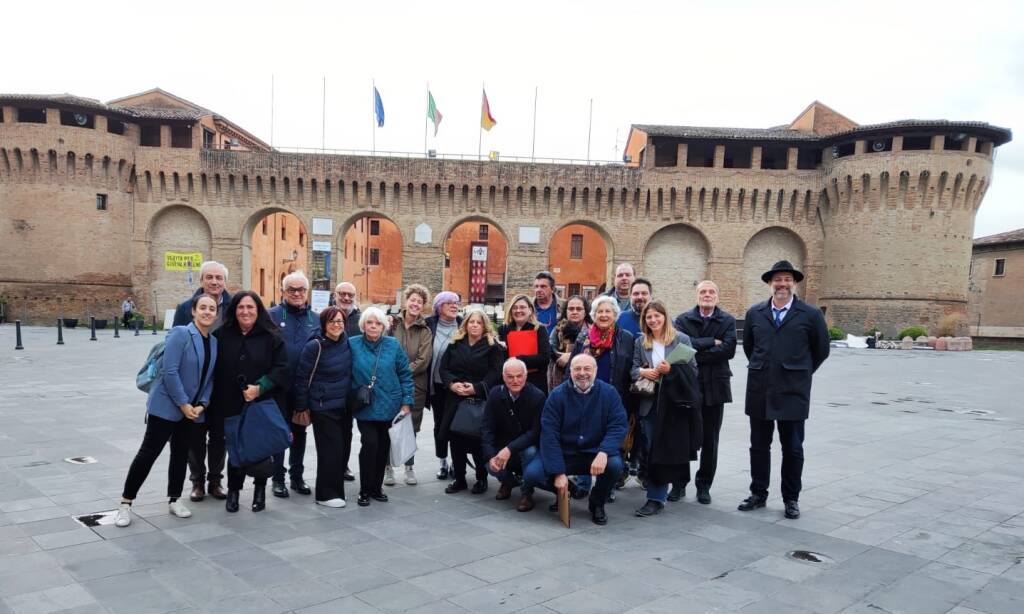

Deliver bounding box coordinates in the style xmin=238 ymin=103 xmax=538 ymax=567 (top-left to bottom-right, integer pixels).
xmin=787 ymin=550 xmax=834 ymax=564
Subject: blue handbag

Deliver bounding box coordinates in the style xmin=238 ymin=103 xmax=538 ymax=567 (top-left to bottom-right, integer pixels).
xmin=225 ymin=398 xmax=292 ymax=468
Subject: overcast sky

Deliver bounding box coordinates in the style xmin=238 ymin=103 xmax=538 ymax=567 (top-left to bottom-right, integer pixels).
xmin=6 ymin=0 xmax=1021 ymax=237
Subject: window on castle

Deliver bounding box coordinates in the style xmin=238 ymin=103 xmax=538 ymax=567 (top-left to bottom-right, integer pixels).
xmin=17 ymin=108 xmax=46 ymax=123
xmin=171 ymin=125 xmax=192 ymax=148
xmin=797 ymin=147 xmax=823 ymax=169
xmin=203 ymin=129 xmax=215 ymax=149
xmin=944 ymin=135 xmax=968 ymax=151
xmin=140 ymin=125 xmax=161 ymax=147
xmin=832 ymin=142 xmax=856 ymax=158
xmin=994 ymin=258 xmax=1005 ymax=277
xmin=902 ymin=135 xmax=932 ymax=151
xmin=96 ymin=194 xmax=108 ymax=211
xmin=369 ymin=248 xmax=380 ymax=266
xmin=866 ymin=138 xmax=892 ymax=154
xmin=570 ymin=234 xmax=583 ymax=259
xmin=479 ymin=224 xmax=489 ymax=240
xmin=107 ymin=118 xmax=125 ymax=135
xmin=685 ymin=142 xmax=715 ymax=168
xmin=653 ymin=141 xmax=678 ymax=167
xmin=760 ymin=146 xmax=789 ymax=169
xmin=370 ymin=219 xmax=380 ymax=236
xmin=724 ymin=145 xmax=752 ymax=169
xmin=60 ymin=111 xmax=94 ymax=129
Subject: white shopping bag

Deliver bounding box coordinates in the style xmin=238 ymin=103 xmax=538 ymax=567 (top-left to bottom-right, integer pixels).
xmin=389 ymin=412 xmax=417 ymax=467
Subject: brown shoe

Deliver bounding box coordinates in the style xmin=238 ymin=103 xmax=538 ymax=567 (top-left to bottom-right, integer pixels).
xmin=207 ymin=483 xmax=227 ymax=500
xmin=189 ymin=484 xmax=205 ymax=502
xmin=516 ymin=493 xmax=535 ymax=512
xmin=495 ymin=483 xmax=513 ymax=500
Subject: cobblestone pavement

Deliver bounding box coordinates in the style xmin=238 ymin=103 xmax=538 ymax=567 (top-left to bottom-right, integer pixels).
xmin=1 ymin=324 xmax=1022 ymax=613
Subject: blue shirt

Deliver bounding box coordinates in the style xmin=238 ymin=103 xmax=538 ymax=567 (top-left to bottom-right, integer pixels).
xmin=616 ymin=309 xmax=642 ymax=339
xmin=535 ymin=301 xmax=559 ymax=335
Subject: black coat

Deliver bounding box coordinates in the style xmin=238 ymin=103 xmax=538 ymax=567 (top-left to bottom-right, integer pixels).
xmin=480 ymin=383 xmax=545 ymax=461
xmin=424 ymin=314 xmax=462 ymax=402
xmin=569 ymin=326 xmax=635 ymax=399
xmin=210 ymin=325 xmax=290 ymax=419
xmin=497 ymin=322 xmax=550 ymax=394
xmin=648 ymin=363 xmax=703 ymax=486
xmin=172 ymin=288 xmax=232 ymax=328
xmin=438 ymin=337 xmax=505 ymax=445
xmin=743 ymin=297 xmax=830 ymax=421
xmin=673 ymin=306 xmax=737 ymax=406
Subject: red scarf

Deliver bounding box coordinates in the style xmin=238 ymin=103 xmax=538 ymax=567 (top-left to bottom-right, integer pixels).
xmin=586 ymin=324 xmax=615 ymax=358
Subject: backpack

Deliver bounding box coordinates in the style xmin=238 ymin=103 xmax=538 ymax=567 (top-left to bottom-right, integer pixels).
xmin=136 ymin=341 xmax=167 ymax=393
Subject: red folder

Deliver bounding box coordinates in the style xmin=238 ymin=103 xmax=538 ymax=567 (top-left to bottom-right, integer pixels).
xmin=507 ymin=330 xmax=539 ymax=365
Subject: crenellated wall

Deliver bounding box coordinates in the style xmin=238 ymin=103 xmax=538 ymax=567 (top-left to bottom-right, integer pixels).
xmin=0 ymin=104 xmax=1006 ymax=337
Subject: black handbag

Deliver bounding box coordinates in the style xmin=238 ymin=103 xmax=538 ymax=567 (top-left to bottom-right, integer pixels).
xmin=350 ymin=343 xmax=382 ymax=412
xmin=450 ymin=397 xmax=485 ymax=438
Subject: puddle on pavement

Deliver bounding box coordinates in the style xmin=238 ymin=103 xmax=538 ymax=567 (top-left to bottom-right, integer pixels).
xmin=787 ymin=550 xmax=834 ymax=564
xmin=64 ymin=456 xmax=97 ymax=464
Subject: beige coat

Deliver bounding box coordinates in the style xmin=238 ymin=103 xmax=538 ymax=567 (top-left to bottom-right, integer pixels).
xmin=390 ymin=310 xmax=433 ymax=412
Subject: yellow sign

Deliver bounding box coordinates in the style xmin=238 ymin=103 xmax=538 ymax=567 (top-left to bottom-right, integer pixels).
xmin=164 ymin=252 xmax=203 ymax=271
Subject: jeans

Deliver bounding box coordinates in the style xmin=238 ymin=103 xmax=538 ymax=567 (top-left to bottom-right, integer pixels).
xmin=273 ymin=420 xmax=308 ymax=484
xmin=486 ymin=445 xmax=538 ymax=493
xmin=640 ymin=412 xmax=669 ymax=503
xmin=749 ymin=417 xmax=805 ymax=501
xmin=523 ymin=452 xmax=624 ymax=505
xmin=122 ymin=414 xmax=194 ymax=500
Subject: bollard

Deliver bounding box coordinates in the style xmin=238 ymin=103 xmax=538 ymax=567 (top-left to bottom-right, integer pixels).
xmin=151 ymin=315 xmax=158 ymax=335
xmin=15 ymin=320 xmax=24 ymax=350
xmin=134 ymin=319 xmax=140 ymax=336
xmin=57 ymin=318 xmax=64 ymax=345
xmin=89 ymin=317 xmax=97 ymax=341
xmin=113 ymin=315 xmax=120 ymax=338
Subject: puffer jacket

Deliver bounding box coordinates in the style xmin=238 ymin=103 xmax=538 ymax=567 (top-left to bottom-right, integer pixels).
xmin=293 ymin=332 xmax=352 ymax=413
xmin=349 ymin=335 xmax=415 ymax=422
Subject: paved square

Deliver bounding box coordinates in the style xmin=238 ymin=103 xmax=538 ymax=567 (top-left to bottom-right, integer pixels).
xmin=1 ymin=325 xmax=1022 ymax=613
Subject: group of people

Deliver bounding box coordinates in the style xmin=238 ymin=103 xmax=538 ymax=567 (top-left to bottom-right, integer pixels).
xmin=115 ymin=257 xmax=830 ymax=527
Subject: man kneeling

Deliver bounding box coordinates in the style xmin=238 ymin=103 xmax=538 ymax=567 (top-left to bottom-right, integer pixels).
xmin=483 ymin=358 xmax=545 ymax=512
xmin=523 ymin=354 xmax=627 ymax=525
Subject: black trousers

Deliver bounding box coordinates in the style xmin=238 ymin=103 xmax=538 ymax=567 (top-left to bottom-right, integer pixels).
xmin=272 ymin=420 xmax=308 ymax=483
xmin=357 ymin=420 xmax=391 ymax=496
xmin=122 ymin=414 xmax=194 ymax=500
xmin=227 ymin=463 xmax=267 ymax=491
xmin=695 ymin=403 xmax=725 ymax=491
xmin=450 ymin=433 xmax=486 ymax=483
xmin=749 ymin=416 xmax=805 ymax=501
xmin=188 ymin=409 xmax=225 ymax=486
xmin=312 ymin=410 xmax=349 ymax=501
xmin=342 ymin=411 xmax=354 ymax=473
xmin=429 ymin=387 xmax=449 ymax=459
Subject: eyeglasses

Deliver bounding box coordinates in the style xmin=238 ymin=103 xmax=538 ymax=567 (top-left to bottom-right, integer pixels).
xmin=285 ymin=286 xmax=308 ymax=294
xmin=327 ymin=319 xmax=345 ymax=325
xmin=337 ymin=292 xmax=356 ymax=298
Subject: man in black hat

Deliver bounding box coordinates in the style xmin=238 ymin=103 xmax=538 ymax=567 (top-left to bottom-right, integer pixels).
xmin=738 ymin=260 xmax=829 ymax=520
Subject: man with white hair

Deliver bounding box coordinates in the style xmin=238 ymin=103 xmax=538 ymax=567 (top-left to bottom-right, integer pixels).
xmin=172 ymin=260 xmax=232 ymax=502
xmin=268 ymin=271 xmax=318 ymax=498
xmin=334 ymin=281 xmax=362 ymax=338
xmin=523 ymin=353 xmax=628 ymax=525
xmin=482 ymin=358 xmax=546 ymax=512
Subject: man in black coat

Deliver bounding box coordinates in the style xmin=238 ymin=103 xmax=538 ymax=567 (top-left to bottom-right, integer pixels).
xmin=482 ymin=358 xmax=545 ymax=512
xmin=738 ymin=261 xmax=830 ymax=520
xmin=673 ymin=280 xmax=737 ymax=505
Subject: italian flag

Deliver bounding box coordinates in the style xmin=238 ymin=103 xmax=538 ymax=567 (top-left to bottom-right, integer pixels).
xmin=427 ymin=92 xmax=442 ymax=136
xmin=480 ymin=89 xmax=497 ymax=131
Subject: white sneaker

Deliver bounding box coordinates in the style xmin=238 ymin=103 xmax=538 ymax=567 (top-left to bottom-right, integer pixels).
xmin=383 ymin=466 xmax=396 ymax=486
xmin=404 ymin=467 xmax=417 ymax=485
xmin=316 ymin=498 xmax=347 ymax=508
xmin=114 ymin=503 xmax=132 ymax=527
xmin=168 ymin=500 xmax=192 ymax=518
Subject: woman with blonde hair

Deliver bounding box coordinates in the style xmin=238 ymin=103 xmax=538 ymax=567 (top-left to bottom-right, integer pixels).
xmin=438 ymin=308 xmax=505 ymax=494
xmin=631 ymin=300 xmax=700 ymax=517
xmin=497 ymin=294 xmax=551 ymax=393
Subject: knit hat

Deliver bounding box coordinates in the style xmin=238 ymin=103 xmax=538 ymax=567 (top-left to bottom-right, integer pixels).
xmin=433 ymin=291 xmax=460 ymax=314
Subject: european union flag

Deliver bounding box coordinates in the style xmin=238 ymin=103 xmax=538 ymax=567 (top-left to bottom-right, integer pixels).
xmin=374 ymin=87 xmax=385 ymax=127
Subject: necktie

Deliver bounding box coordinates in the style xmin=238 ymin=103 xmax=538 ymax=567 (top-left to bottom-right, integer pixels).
xmin=773 ymin=308 xmax=785 ymax=327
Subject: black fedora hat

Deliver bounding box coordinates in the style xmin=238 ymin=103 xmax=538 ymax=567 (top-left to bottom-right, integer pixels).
xmin=761 ymin=260 xmax=804 ymax=283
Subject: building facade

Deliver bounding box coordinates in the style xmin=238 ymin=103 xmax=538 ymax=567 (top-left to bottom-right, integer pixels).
xmin=968 ymin=228 xmax=1024 ymax=347
xmin=0 ymin=92 xmax=1011 ymax=336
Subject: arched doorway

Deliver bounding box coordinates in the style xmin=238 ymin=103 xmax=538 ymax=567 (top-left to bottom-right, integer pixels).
xmin=642 ymin=224 xmax=710 ymax=313
xmin=245 ymin=209 xmax=309 ymax=307
xmin=443 ymin=219 xmax=508 ymax=305
xmin=743 ymin=227 xmax=806 ymax=308
xmin=148 ymin=205 xmax=212 ymax=315
xmin=340 ymin=215 xmax=404 ymax=305
xmin=548 ymin=222 xmax=611 ymax=301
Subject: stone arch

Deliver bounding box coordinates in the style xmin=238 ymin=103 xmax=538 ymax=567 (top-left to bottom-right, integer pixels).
xmin=742 ymin=226 xmax=807 ymax=308
xmin=337 ymin=210 xmax=405 ymax=305
xmin=642 ymin=223 xmax=711 ymax=313
xmin=147 ymin=204 xmax=213 ymax=315
xmin=240 ymin=205 xmax=309 ymax=305
xmin=441 ymin=215 xmax=509 ymax=305
xmin=547 ymin=219 xmax=615 ymax=300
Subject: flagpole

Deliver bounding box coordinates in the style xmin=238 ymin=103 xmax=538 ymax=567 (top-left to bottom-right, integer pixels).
xmin=270 ymin=74 xmax=274 ymax=148
xmin=372 ymin=79 xmax=376 ymax=156
xmin=478 ymin=84 xmax=484 ymax=162
xmin=586 ymin=98 xmax=593 ymax=163
xmin=531 ymin=86 xmax=538 ymax=163
xmin=424 ymin=82 xmax=429 ymax=156
xmin=321 ymin=76 xmax=326 ymax=152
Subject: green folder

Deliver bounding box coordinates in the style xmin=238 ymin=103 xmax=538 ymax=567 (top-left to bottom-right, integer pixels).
xmin=666 ymin=343 xmax=696 ymax=364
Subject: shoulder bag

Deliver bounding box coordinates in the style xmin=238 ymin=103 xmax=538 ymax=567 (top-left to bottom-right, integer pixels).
xmin=350 ymin=342 xmax=382 ymax=412
xmin=292 ymin=341 xmax=321 ymax=426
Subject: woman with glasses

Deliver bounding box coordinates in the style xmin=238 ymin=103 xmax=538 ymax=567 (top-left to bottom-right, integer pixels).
xmin=425 ymin=291 xmax=462 ymax=480
xmin=497 ymin=294 xmax=551 ymax=394
xmin=292 ymin=306 xmax=353 ymax=508
xmin=548 ymin=295 xmax=591 ymax=390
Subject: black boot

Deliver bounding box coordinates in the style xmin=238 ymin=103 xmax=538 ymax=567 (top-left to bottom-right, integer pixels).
xmin=252 ymin=484 xmax=266 ymax=512
xmin=225 ymin=489 xmax=240 ymax=513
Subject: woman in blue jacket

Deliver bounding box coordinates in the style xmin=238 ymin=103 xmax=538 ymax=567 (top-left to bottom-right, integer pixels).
xmin=349 ymin=306 xmax=414 ymax=507
xmin=116 ymin=294 xmax=219 ymax=527
xmin=293 ymin=306 xmax=353 ymax=508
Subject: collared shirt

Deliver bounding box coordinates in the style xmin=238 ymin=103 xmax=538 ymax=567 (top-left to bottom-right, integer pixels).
xmin=771 ymin=296 xmax=794 ymax=324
